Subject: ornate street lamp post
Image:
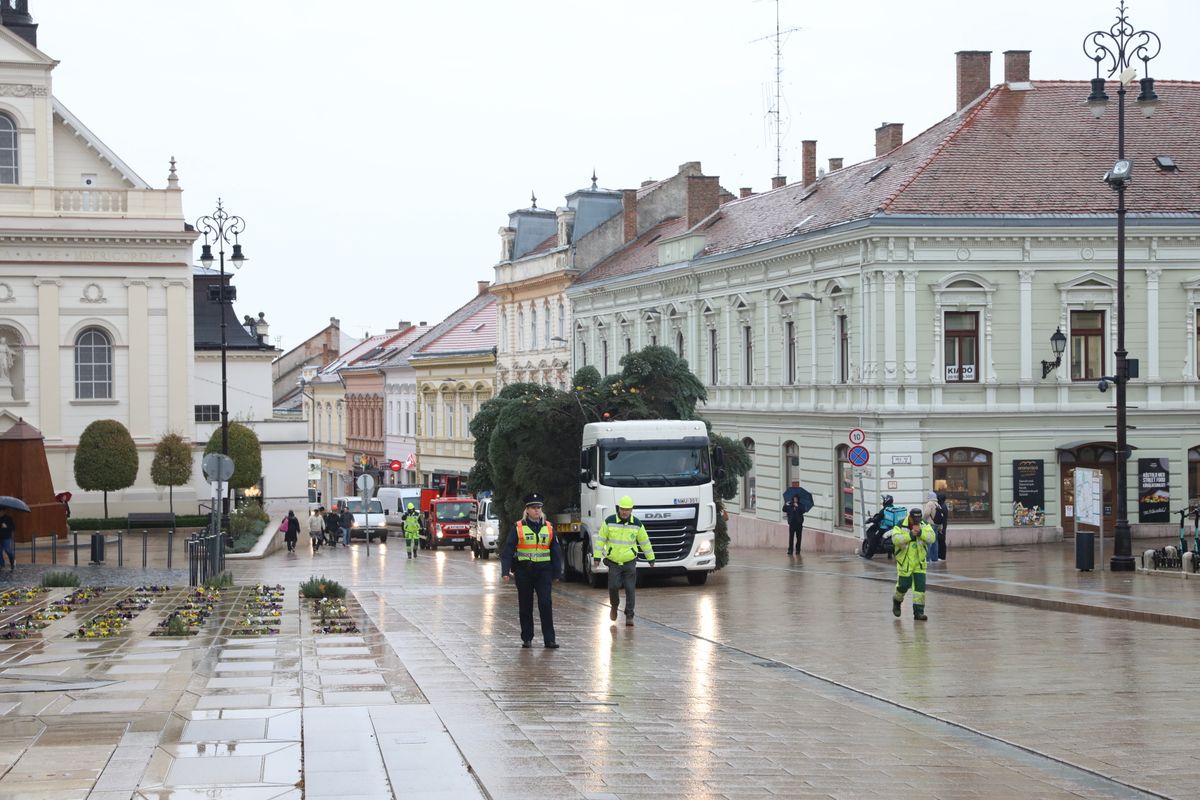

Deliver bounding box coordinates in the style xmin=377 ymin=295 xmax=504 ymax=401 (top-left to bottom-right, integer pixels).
xmin=196 ymin=200 xmax=247 ymax=461
xmin=1082 ymin=2 xmax=1160 ymax=571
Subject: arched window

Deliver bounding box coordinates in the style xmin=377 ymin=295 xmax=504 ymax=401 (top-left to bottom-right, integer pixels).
xmin=783 ymin=441 xmax=799 ymax=488
xmin=836 ymin=445 xmax=853 ymax=527
xmin=499 ymin=311 xmax=508 ymax=352
xmin=933 ymin=447 xmax=993 ymax=522
xmin=530 ymin=307 xmax=538 ymax=350
xmin=741 ymin=438 xmax=756 ymax=511
xmin=544 ymin=302 xmax=551 ymax=347
xmin=517 ymin=310 xmax=525 ymax=351
xmin=558 ymin=301 xmax=566 ymax=338
xmin=74 ymin=327 xmax=112 ymax=399
xmin=0 ymin=114 xmax=17 ymax=185
xmin=676 ymin=331 xmax=684 ymax=358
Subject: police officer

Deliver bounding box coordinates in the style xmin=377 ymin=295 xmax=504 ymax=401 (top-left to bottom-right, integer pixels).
xmin=594 ymin=495 xmax=655 ymax=626
xmin=501 ymin=493 xmax=562 ymax=648
xmin=401 ymin=502 xmax=421 ymax=559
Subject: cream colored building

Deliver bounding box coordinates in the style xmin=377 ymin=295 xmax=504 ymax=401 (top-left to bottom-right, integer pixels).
xmin=0 ymin=17 xmax=196 ymax=516
xmin=568 ymin=51 xmax=1200 ymax=550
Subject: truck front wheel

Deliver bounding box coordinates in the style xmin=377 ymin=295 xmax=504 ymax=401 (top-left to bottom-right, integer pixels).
xmin=687 ymin=571 xmax=709 ymax=586
xmin=583 ymin=544 xmax=605 ymax=589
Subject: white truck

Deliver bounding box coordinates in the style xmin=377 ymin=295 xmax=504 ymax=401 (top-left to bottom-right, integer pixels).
xmin=470 ymin=495 xmax=500 ymax=559
xmin=560 ymin=420 xmax=722 ymax=587
xmin=333 ymin=496 xmax=388 ymax=543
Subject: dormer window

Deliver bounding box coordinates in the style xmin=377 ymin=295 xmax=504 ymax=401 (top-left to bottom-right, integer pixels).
xmin=0 ymin=114 xmax=17 ymax=185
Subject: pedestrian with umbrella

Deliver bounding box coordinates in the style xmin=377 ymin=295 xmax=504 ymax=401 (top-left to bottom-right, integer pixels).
xmin=782 ymin=486 xmax=813 ymax=555
xmin=0 ymin=496 xmax=30 ymax=570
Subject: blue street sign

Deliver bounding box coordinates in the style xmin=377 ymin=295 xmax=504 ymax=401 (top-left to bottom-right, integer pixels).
xmin=848 ymin=445 xmax=870 ymax=467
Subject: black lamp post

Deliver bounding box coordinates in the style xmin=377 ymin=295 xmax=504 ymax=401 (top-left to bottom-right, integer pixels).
xmin=196 ymin=199 xmax=247 ymax=461
xmin=1082 ymin=1 xmax=1160 ymax=571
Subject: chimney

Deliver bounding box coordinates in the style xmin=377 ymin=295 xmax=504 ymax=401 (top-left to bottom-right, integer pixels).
xmin=1004 ymin=49 xmax=1030 ymax=84
xmin=771 ymin=175 xmax=787 ymax=189
xmin=398 ymin=320 xmax=411 ymax=330
xmin=828 ymin=157 xmax=844 ymax=172
xmin=330 ymin=317 xmax=340 ymax=328
xmin=686 ymin=175 xmax=720 ymax=228
xmin=622 ymin=189 xmax=637 ymax=243
xmin=739 ymin=187 xmax=754 ymax=199
xmin=956 ymin=50 xmax=992 ymax=111
xmin=802 ymin=140 xmax=817 ymax=187
xmin=477 ymin=280 xmax=490 ymax=296
xmin=875 ymin=123 xmax=904 ymax=157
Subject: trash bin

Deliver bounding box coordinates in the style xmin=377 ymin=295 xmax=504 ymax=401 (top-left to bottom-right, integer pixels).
xmin=89 ymin=532 xmax=105 ymax=564
xmin=1075 ymin=530 xmax=1094 ymax=571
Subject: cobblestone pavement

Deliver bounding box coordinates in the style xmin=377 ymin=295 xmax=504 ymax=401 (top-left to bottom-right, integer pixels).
xmin=0 ymin=538 xmax=1196 ymax=798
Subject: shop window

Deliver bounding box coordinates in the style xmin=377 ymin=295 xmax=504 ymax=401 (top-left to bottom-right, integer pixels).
xmin=741 ymin=438 xmax=756 ymax=511
xmin=944 ymin=311 xmax=978 ymax=382
xmin=1070 ymin=310 xmax=1104 ymax=381
xmin=933 ymin=447 xmax=993 ymax=522
xmin=836 ymin=444 xmax=854 ymax=527
xmin=783 ymin=441 xmax=799 ymax=488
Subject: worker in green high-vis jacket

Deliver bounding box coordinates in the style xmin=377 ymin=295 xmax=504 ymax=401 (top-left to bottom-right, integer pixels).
xmin=891 ymin=507 xmax=936 ymax=621
xmin=401 ymin=502 xmax=421 ymax=559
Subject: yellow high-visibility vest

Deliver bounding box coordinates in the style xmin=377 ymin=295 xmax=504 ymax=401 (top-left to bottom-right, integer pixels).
xmin=516 ymin=520 xmax=554 ymax=563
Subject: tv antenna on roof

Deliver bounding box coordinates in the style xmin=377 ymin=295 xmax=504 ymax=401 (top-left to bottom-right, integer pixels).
xmin=751 ymin=0 xmax=802 ymax=181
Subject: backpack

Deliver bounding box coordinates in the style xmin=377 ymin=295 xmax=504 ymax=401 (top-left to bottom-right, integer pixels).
xmin=880 ymin=505 xmax=907 ymax=531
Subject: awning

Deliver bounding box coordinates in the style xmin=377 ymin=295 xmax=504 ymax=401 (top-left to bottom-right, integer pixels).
xmin=1055 ymin=440 xmax=1138 ymax=453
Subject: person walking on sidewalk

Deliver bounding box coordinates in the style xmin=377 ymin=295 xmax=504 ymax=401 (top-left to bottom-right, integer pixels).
xmin=784 ymin=495 xmax=806 ymax=555
xmin=594 ymin=495 xmax=656 ymax=626
xmin=935 ymin=491 xmax=949 ymax=563
xmin=501 ymin=493 xmax=562 ymax=649
xmin=339 ymin=503 xmax=353 ymax=547
xmin=283 ymin=510 xmax=300 ymax=553
xmin=922 ymin=491 xmax=940 ymax=563
xmin=0 ymin=511 xmax=15 ymax=569
xmin=891 ymin=507 xmax=936 ymax=621
xmin=401 ymin=502 xmax=421 ymax=559
xmin=308 ymin=508 xmax=324 ymax=553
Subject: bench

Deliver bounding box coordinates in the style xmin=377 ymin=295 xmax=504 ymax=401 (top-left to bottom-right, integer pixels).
xmin=126 ymin=512 xmax=177 ymax=530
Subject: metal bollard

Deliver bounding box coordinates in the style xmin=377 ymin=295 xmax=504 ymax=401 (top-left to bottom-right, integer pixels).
xmin=30 ymin=532 xmax=36 ymax=564
xmin=51 ymin=533 xmax=57 ymax=564
xmin=142 ymin=529 xmax=148 ymax=568
xmin=167 ymin=528 xmax=174 ymax=570
xmin=117 ymin=530 xmax=124 ymax=567
xmin=73 ymin=529 xmax=79 ymax=566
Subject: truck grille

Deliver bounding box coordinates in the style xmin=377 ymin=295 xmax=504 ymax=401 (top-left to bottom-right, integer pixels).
xmin=639 ymin=508 xmax=697 ymax=562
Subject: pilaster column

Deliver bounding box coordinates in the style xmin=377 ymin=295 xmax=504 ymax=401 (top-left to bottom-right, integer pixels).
xmin=1019 ymin=270 xmax=1035 ymax=382
xmin=1146 ymin=267 xmax=1161 ymax=380
xmin=902 ymin=270 xmax=917 ymax=382
xmin=126 ymin=280 xmax=150 ymax=438
xmin=34 ymin=279 xmax=61 ymax=437
xmin=882 ymin=270 xmax=898 ymax=384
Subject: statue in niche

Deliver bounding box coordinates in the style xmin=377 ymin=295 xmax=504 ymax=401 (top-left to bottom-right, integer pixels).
xmin=0 ymin=335 xmax=20 ymax=402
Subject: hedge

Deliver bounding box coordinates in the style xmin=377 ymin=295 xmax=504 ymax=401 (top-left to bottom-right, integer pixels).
xmin=67 ymin=515 xmax=211 ymax=531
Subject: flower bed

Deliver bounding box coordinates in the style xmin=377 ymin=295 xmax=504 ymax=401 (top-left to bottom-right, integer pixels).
xmin=311 ymin=597 xmax=359 ymax=635
xmin=0 ymin=588 xmax=45 ymax=608
xmin=229 ymin=584 xmax=285 ymax=636
xmin=68 ymin=607 xmax=138 ymax=639
xmin=151 ymin=587 xmax=220 ymax=637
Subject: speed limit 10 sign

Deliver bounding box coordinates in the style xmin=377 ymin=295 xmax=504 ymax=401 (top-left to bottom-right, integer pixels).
xmin=848 ymin=428 xmax=866 ymax=446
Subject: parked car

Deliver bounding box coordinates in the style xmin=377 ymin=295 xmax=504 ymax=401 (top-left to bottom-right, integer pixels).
xmin=333 ymin=496 xmax=388 ymax=543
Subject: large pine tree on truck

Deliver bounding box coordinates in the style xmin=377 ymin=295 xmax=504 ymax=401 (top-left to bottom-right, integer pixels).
xmin=467 ymin=346 xmax=748 ymax=568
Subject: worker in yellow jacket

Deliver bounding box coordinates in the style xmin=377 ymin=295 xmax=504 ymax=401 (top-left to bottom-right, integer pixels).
xmin=594 ymin=495 xmax=655 ymax=626
xmin=891 ymin=507 xmax=936 ymax=621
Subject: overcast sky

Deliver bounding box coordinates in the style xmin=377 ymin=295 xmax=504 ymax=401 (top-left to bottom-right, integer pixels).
xmin=34 ymin=0 xmax=1200 ymax=352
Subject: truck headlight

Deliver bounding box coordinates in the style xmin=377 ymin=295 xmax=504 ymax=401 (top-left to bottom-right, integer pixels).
xmin=695 ymin=539 xmax=713 ymax=556
xmin=351 ymin=521 xmax=358 ymax=528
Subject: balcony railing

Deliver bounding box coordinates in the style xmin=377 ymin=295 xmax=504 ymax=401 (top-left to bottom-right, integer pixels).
xmin=0 ymin=185 xmax=184 ymax=219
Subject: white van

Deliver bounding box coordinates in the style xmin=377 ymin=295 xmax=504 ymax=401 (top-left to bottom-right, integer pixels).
xmin=471 ymin=497 xmax=500 ymax=559
xmin=378 ymin=486 xmax=422 ymax=524
xmin=333 ymin=497 xmax=388 ymax=542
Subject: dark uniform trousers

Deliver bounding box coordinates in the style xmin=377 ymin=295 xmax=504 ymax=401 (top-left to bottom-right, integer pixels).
xmin=514 ymin=562 xmax=556 ymax=645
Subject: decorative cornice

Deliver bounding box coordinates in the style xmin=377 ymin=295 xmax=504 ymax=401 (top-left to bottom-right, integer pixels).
xmin=0 ymin=83 xmax=47 ymax=97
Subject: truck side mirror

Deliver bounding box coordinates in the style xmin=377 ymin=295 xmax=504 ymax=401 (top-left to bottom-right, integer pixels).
xmin=579 ymin=449 xmax=590 ymax=470
xmin=579 ymin=468 xmax=593 ymax=484
xmin=712 ymin=446 xmax=725 ymax=468
xmin=716 ymin=467 xmax=727 ymax=481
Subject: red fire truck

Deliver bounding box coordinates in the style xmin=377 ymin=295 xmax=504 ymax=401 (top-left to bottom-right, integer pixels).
xmin=425 ymin=497 xmax=477 ymax=550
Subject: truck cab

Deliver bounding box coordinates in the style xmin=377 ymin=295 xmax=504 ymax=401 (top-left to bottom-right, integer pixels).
xmin=471 ymin=496 xmax=499 ymax=559
xmin=426 ymin=497 xmax=476 ymax=550
xmin=562 ymin=420 xmax=720 ymax=587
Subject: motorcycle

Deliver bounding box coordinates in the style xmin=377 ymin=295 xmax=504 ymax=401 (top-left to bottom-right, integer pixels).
xmin=859 ymin=496 xmax=905 ymax=560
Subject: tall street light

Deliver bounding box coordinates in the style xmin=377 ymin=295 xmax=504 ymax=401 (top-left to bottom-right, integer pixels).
xmin=1082 ymin=1 xmax=1160 ymax=571
xmin=196 ymin=200 xmax=247 ymax=460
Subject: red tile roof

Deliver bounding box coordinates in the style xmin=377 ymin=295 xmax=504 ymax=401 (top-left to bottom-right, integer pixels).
xmin=576 ymin=80 xmax=1200 ymax=281
xmin=525 ymin=232 xmax=560 ymax=257
xmin=412 ymin=294 xmax=497 ymax=357
xmin=574 ymin=217 xmax=687 ymax=286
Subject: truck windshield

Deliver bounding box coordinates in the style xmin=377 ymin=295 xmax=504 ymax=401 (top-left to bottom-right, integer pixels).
xmin=599 ymin=446 xmax=711 ymax=487
xmin=434 ymin=502 xmax=474 ymax=519
xmin=481 ymin=501 xmax=498 ymax=520
xmin=346 ymin=499 xmax=383 ymax=514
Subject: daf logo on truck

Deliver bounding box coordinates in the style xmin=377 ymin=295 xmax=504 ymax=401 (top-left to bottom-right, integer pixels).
xmin=559 ymin=419 xmax=724 ymax=588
